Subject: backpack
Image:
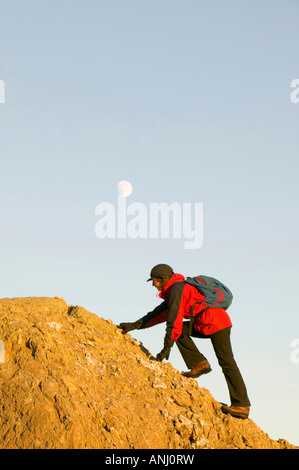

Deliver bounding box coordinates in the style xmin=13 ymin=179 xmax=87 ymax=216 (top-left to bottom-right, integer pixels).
xmin=185 ymin=275 xmax=233 ymax=310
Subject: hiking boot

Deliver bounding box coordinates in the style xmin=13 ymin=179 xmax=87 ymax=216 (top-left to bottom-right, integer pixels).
xmin=182 ymin=360 xmax=212 ymax=378
xmin=221 ymin=404 xmax=250 ymax=419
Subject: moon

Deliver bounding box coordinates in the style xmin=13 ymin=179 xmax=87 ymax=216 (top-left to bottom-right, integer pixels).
xmin=117 ymin=180 xmax=133 ymax=197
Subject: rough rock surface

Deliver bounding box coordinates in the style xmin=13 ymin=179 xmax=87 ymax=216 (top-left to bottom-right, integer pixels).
xmin=0 ymin=297 xmax=296 ymax=449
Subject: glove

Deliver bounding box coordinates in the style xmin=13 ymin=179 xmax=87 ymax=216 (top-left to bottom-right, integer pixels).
xmin=156 ymin=346 xmax=171 ymax=362
xmin=155 ymin=338 xmax=174 ymax=362
xmin=117 ymin=319 xmax=143 ymax=334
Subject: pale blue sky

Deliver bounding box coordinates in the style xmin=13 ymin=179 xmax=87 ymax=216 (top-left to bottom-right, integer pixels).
xmin=1 ymin=0 xmax=298 ymax=446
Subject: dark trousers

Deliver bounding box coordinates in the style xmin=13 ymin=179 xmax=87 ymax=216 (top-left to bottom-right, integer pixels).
xmin=176 ymin=322 xmax=251 ymax=407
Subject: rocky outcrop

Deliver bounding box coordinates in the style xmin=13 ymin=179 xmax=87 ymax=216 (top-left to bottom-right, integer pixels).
xmin=0 ymin=297 xmax=296 ymax=449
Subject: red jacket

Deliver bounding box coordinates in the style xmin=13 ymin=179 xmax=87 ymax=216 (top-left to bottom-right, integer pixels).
xmin=141 ymin=273 xmax=232 ymax=348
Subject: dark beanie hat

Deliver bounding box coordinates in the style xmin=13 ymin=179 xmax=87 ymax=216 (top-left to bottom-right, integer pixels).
xmin=147 ymin=264 xmax=174 ymax=282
